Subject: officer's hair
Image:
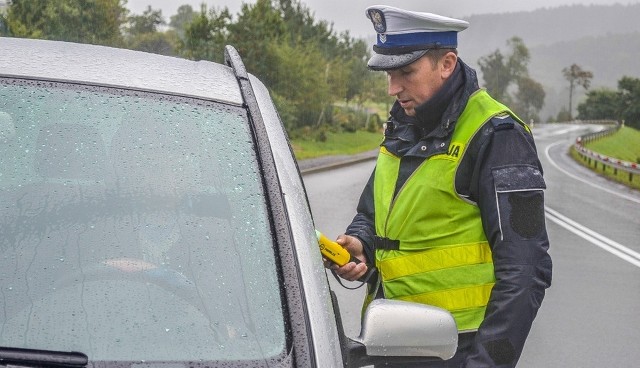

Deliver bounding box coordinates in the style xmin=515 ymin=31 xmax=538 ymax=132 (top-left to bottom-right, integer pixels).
xmin=425 ymin=48 xmax=458 ymax=69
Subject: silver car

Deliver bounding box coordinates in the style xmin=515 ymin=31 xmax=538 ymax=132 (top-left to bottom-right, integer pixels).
xmin=0 ymin=37 xmax=457 ymax=367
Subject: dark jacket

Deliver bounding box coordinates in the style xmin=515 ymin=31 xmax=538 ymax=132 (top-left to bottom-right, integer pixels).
xmin=346 ymin=59 xmax=552 ymax=367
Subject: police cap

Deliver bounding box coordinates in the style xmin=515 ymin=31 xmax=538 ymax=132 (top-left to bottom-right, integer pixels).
xmin=365 ymin=5 xmax=469 ymax=71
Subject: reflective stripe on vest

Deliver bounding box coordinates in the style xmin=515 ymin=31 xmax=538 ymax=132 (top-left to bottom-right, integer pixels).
xmin=373 ymin=89 xmax=522 ymax=332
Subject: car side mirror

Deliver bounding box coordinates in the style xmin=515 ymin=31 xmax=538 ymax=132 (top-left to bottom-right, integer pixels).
xmin=345 ymin=299 xmax=458 ymax=368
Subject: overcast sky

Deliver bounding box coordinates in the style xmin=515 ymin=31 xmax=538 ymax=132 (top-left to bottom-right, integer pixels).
xmin=128 ymin=0 xmax=640 ymax=38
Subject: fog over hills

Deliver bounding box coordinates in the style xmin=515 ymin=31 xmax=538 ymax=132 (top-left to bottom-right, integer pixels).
xmin=458 ymin=3 xmax=640 ymax=120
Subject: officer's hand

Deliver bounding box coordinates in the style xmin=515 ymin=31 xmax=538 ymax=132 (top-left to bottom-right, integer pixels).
xmin=330 ymin=234 xmax=368 ymax=282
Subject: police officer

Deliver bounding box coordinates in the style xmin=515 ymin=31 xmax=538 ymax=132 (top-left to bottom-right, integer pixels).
xmin=332 ymin=5 xmax=553 ymax=367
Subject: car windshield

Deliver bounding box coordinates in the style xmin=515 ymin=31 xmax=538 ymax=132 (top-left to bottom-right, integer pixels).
xmin=0 ymin=79 xmax=287 ymax=364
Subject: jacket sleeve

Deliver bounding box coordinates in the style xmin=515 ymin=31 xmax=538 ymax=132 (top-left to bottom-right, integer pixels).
xmin=464 ymin=120 xmax=553 ymax=367
xmin=345 ymin=168 xmax=377 ymax=264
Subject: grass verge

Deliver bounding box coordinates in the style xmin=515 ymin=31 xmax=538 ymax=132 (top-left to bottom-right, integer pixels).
xmin=571 ymin=125 xmax=640 ymax=191
xmin=291 ymin=130 xmax=383 ymax=160
xmin=583 ymin=126 xmax=640 ymax=163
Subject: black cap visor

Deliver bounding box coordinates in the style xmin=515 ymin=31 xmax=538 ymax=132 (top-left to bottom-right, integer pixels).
xmin=367 ymin=49 xmax=428 ymax=71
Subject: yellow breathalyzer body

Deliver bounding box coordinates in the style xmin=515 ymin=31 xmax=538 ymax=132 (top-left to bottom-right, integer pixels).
xmin=315 ymin=229 xmax=360 ymax=266
xmin=315 ymin=229 xmax=377 ymax=283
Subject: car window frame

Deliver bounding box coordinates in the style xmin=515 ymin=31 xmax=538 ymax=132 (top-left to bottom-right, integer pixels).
xmin=223 ymin=47 xmax=317 ymax=367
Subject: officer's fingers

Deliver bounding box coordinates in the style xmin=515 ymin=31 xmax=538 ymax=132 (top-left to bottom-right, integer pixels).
xmin=344 ymin=262 xmax=368 ymax=281
xmin=335 ymin=262 xmax=367 ymax=282
xmin=336 ymin=235 xmax=363 ymax=254
xmin=335 ymin=234 xmax=355 ymax=247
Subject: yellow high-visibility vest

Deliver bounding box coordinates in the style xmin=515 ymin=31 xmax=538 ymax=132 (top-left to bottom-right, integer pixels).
xmin=373 ymin=89 xmax=525 ymax=331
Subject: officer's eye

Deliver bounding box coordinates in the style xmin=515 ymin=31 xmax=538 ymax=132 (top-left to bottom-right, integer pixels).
xmin=399 ymin=67 xmax=414 ymax=76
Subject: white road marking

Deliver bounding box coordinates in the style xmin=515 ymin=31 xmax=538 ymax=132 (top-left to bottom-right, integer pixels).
xmin=545 ymin=206 xmax=640 ymax=268
xmin=533 ymin=125 xmax=583 ymax=139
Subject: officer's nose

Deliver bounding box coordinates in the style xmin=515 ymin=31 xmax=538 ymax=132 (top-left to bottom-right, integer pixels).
xmin=387 ymin=73 xmax=403 ymax=97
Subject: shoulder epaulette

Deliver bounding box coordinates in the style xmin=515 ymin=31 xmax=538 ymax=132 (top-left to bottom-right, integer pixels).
xmin=490 ymin=114 xmax=515 ymax=131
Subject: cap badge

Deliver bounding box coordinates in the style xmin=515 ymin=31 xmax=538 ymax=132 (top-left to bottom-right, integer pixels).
xmin=368 ymin=9 xmax=386 ymax=33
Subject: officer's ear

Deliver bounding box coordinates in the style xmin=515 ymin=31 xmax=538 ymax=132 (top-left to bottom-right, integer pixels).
xmin=440 ymin=51 xmax=457 ymax=79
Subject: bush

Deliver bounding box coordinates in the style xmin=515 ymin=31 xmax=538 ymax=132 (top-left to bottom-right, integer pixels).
xmin=556 ymin=106 xmax=572 ymax=122
xmin=367 ymin=113 xmax=383 ymax=132
xmin=315 ymin=129 xmax=328 ymax=142
xmin=286 ymin=104 xmax=383 ymax=138
xmin=329 ymin=105 xmax=371 ymax=133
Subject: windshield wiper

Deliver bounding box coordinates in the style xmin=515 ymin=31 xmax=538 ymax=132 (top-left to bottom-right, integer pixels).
xmin=0 ymin=347 xmax=87 ymax=367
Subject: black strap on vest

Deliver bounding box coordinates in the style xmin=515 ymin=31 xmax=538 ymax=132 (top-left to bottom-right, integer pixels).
xmin=373 ymin=236 xmax=400 ymax=250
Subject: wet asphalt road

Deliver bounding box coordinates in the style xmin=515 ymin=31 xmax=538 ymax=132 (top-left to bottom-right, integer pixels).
xmin=301 ymin=123 xmax=640 ymax=367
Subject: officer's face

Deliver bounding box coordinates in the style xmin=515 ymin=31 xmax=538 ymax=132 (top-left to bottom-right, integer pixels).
xmin=386 ymin=54 xmax=453 ymax=116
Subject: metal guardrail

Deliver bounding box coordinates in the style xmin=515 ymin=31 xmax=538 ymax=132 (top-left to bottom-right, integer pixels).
xmin=571 ymin=120 xmax=640 ymax=186
xmin=574 ymin=119 xmax=621 ymax=144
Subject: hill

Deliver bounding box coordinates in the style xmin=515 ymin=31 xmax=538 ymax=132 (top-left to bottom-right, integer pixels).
xmin=457 ymin=3 xmax=640 ymax=120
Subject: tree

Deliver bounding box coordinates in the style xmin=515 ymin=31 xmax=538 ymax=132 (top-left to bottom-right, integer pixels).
xmin=506 ymin=37 xmax=530 ymax=80
xmin=478 ymin=37 xmax=545 ymax=121
xmin=562 ymin=63 xmax=593 ymax=120
xmin=478 ymin=50 xmax=510 ymax=101
xmin=127 ymin=5 xmax=164 ymax=36
xmin=127 ymin=31 xmax=178 ymax=55
xmin=174 ymin=0 xmax=377 ymax=131
xmin=177 ymin=4 xmax=231 ymax=62
xmin=6 ymin=0 xmax=127 ymax=46
xmin=267 ymin=38 xmax=332 ymax=130
xmin=343 ymin=38 xmax=371 ymax=105
xmin=514 ymin=77 xmax=545 ymax=122
xmin=478 ymin=37 xmax=530 ymax=103
xmin=226 ymin=0 xmax=286 ymax=76
xmin=577 ymin=88 xmax=619 ymax=120
xmin=618 ymin=76 xmax=640 ymax=129
xmin=125 ymin=6 xmax=176 ymax=55
xmin=576 ymin=76 xmax=640 ymax=129
xmin=317 ymin=32 xmax=373 ymax=107
xmin=224 ymin=0 xmax=362 ymax=127
xmin=169 ymin=4 xmax=196 ymax=38
xmin=279 ymin=0 xmax=332 ymax=44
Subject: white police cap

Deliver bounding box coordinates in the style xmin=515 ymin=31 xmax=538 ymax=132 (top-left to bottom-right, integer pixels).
xmin=365 ymin=5 xmax=469 ymax=71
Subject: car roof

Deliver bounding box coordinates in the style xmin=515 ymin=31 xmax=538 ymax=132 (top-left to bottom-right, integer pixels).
xmin=0 ymin=37 xmax=244 ymax=106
